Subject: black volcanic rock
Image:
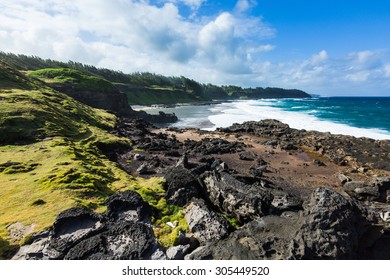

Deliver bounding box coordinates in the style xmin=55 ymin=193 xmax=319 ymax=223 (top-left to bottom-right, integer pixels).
xmin=105 ymin=190 xmax=152 ymax=222
xmin=64 ymin=220 xmax=157 ymax=260
xmin=12 ymin=191 xmax=164 ymax=260
xmin=164 ymin=167 xmax=201 ymax=207
xmin=200 ymin=170 xmax=273 ymax=223
xmin=185 ymin=188 xmax=367 ymax=260
xmin=219 ymin=119 xmax=390 ymax=171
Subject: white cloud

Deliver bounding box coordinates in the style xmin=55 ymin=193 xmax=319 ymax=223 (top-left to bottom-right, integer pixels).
xmin=180 ymin=0 xmax=206 ymax=10
xmin=0 ymin=0 xmax=273 ymax=75
xmin=310 ymin=50 xmax=328 ymax=64
xmin=0 ymin=1 xmax=389 ymax=96
xmin=385 ymin=64 xmax=390 ymax=78
xmin=234 ymin=0 xmax=257 ymax=14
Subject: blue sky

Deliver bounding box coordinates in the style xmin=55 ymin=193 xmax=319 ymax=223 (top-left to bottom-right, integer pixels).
xmin=1 ymin=0 xmax=389 ymax=96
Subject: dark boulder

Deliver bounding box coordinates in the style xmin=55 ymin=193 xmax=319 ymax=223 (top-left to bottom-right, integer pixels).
xmin=50 ymin=208 xmax=105 ymax=258
xmin=164 ymin=167 xmax=201 ymax=207
xmin=297 ymin=188 xmax=359 ymax=259
xmin=105 ymin=190 xmax=152 ymax=222
xmin=12 ymin=191 xmax=162 ymax=260
xmin=344 ymin=177 xmax=390 ymax=203
xmin=186 ymin=188 xmax=370 ymax=260
xmin=64 ymin=221 xmax=157 ymax=260
xmin=185 ymin=215 xmax=304 ymax=260
xmin=200 ymin=170 xmax=273 ymax=223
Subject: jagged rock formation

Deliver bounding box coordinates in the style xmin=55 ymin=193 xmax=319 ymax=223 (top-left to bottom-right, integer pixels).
xmin=12 ymin=191 xmax=165 ymax=260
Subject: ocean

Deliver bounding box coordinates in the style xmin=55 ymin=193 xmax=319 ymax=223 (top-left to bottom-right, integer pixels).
xmin=140 ymin=97 xmax=390 ymax=140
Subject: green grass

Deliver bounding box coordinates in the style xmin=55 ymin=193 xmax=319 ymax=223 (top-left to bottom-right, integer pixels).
xmin=27 ymin=68 xmax=116 ymax=92
xmin=131 ymin=177 xmax=189 ymax=248
xmin=0 ymin=63 xmax=189 ymax=257
xmin=0 ymin=87 xmax=116 ymax=144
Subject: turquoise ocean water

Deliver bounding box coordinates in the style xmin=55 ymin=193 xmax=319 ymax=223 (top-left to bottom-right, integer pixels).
xmin=141 ymin=97 xmax=390 ymax=140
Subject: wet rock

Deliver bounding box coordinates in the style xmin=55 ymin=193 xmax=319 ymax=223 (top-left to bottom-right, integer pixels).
xmin=164 ymin=167 xmax=201 ymax=207
xmin=200 ymin=170 xmax=273 ymax=223
xmin=185 ymin=199 xmax=232 ymax=245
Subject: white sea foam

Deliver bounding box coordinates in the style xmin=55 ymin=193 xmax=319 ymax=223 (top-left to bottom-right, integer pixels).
xmin=206 ymin=100 xmax=390 ymax=140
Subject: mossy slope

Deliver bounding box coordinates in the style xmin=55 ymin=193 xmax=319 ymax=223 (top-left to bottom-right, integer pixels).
xmin=0 ymin=62 xmax=187 ymax=258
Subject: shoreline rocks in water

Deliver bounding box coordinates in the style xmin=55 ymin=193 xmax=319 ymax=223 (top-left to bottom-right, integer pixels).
xmin=11 ymin=118 xmax=390 ymax=260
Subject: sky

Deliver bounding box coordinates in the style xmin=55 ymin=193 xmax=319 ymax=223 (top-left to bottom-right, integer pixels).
xmin=0 ymin=0 xmax=390 ymax=96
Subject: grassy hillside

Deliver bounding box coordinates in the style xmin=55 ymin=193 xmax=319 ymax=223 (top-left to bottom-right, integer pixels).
xmin=0 ymin=52 xmax=311 ymax=105
xmin=0 ymin=61 xmax=186 ymax=258
xmin=28 ymin=68 xmax=116 ymax=92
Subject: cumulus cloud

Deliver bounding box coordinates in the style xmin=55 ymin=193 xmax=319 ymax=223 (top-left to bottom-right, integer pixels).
xmin=0 ymin=0 xmax=389 ymax=95
xmin=0 ymin=0 xmax=273 ymax=75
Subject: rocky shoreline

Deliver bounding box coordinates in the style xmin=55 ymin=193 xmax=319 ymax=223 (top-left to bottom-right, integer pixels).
xmin=13 ymin=119 xmax=390 ymax=260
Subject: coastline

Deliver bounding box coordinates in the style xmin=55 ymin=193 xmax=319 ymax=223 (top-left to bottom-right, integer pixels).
xmin=12 ymin=117 xmax=390 ymax=260
xmin=137 ymin=97 xmax=390 ymax=141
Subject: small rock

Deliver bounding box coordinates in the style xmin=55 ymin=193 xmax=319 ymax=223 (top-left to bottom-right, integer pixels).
xmin=133 ymin=154 xmax=145 ymax=161
xmin=137 ymin=163 xmax=148 ymax=174
xmin=238 ymin=152 xmax=255 ymax=161
xmin=379 ymin=212 xmax=390 ymax=222
xmin=249 ymin=167 xmax=265 ymax=177
xmin=166 ymin=244 xmax=191 ymax=260
xmin=338 ymin=174 xmax=352 ymax=185
xmin=166 ymin=222 xmax=175 ymax=228
xmin=175 ymin=154 xmax=190 ymax=169
xmin=313 ymin=159 xmax=326 ymax=166
xmin=358 ymin=167 xmax=368 ymax=173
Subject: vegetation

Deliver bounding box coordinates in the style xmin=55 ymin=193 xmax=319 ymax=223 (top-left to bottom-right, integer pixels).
xmin=0 ymin=52 xmax=310 ymax=257
xmin=28 ymin=68 xmax=116 ymax=92
xmin=0 ymin=60 xmax=187 ymax=258
xmin=0 ymin=52 xmax=311 ymax=106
